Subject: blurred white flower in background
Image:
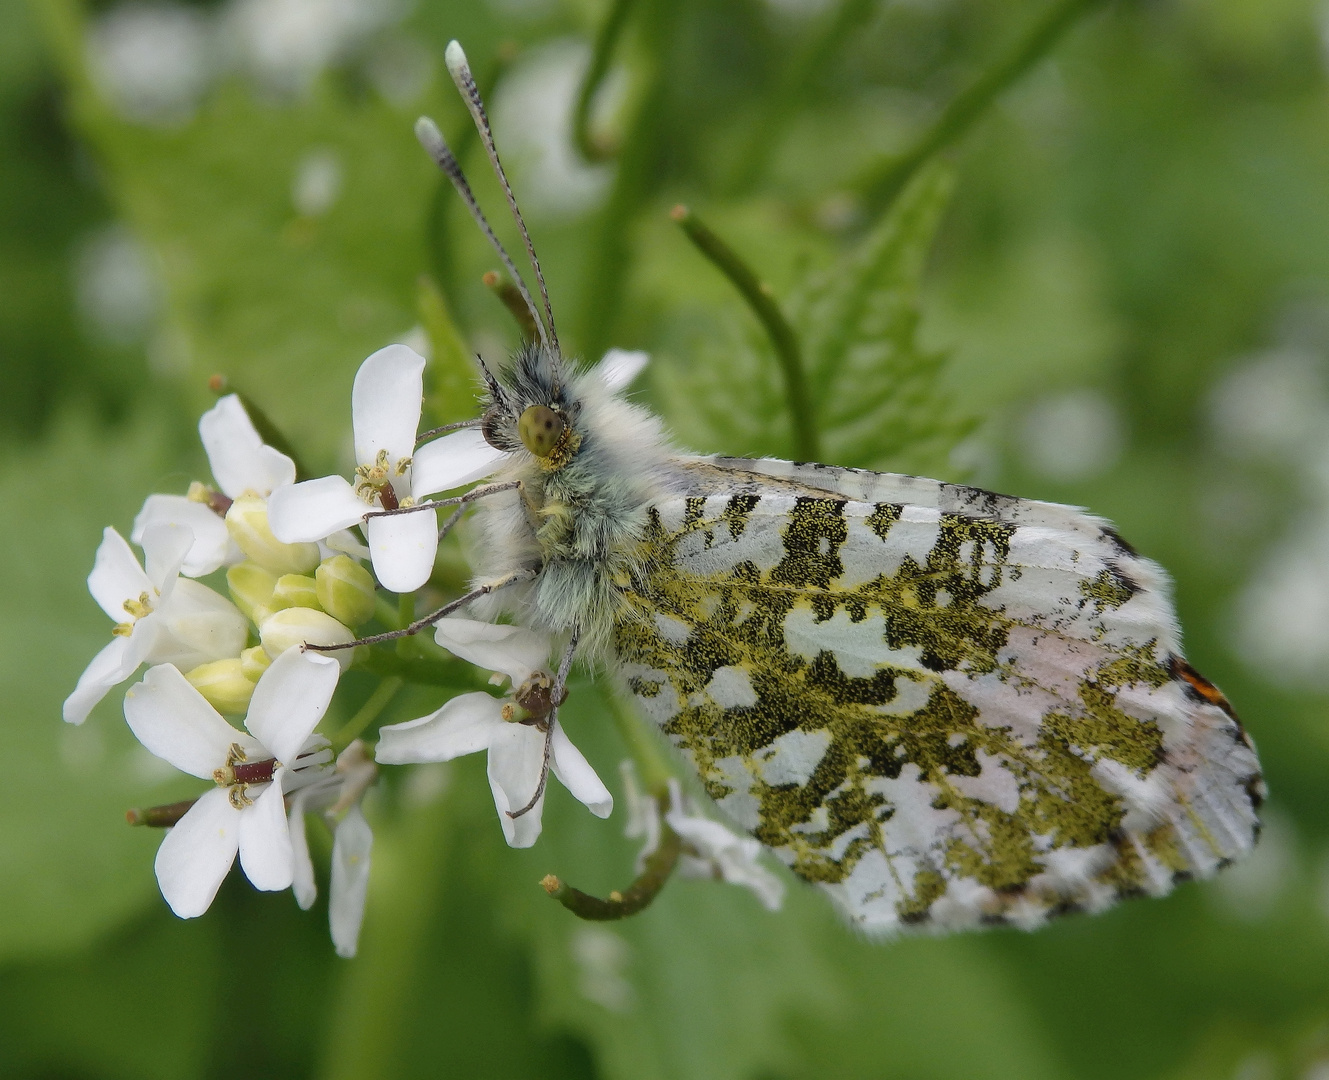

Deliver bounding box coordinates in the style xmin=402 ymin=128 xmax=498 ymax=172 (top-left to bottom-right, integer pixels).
xmin=223 ymin=0 xmax=405 ymax=96
xmin=1019 ymin=387 xmax=1124 ymax=481
xmin=86 ymin=2 xmax=216 ymax=126
xmin=73 ymin=224 xmax=158 ymax=347
xmin=1209 ymin=349 xmax=1326 ymax=461
xmin=492 ymin=40 xmax=615 ymax=219
xmin=1217 ymin=345 xmax=1329 ymax=687
xmin=570 ymin=925 xmax=634 ymax=1013
xmin=291 ymin=148 xmax=344 ymax=218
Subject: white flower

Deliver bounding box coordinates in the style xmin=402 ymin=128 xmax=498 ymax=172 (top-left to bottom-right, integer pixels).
xmin=64 ymin=524 xmax=249 ymax=725
xmin=375 ymin=618 xmax=612 ymax=847
xmin=268 ymin=344 xmax=500 ymax=594
xmin=289 ymin=739 xmax=377 ymax=957
xmin=621 ymin=762 xmax=784 ymax=911
xmin=122 ymin=648 xmax=342 ymax=918
xmin=133 ymin=394 xmax=297 ymax=577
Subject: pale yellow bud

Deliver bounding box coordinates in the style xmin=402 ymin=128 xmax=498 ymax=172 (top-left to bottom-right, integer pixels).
xmin=226 ymin=495 xmax=320 ymax=575
xmin=226 ymin=561 xmax=278 ymax=621
xmin=185 ymin=658 xmax=257 ymax=715
xmin=260 ymin=607 xmax=356 ymax=669
xmin=272 ymin=573 xmax=322 ymax=611
xmin=315 ymin=556 xmax=377 ymax=626
xmin=240 ymin=644 xmax=271 ymax=682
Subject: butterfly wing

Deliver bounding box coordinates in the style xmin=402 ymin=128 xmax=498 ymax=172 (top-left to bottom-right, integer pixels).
xmin=612 ymin=468 xmax=1263 ymax=934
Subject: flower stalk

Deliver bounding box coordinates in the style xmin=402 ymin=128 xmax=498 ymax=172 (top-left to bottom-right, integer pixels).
xmin=540 ymin=810 xmax=681 ymax=921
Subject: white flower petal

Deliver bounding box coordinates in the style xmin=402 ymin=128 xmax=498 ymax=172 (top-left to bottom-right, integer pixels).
xmin=352 ymin=344 xmax=424 ymax=467
xmin=133 ymin=495 xmax=233 ymax=577
xmin=268 ymin=475 xmax=366 ymax=543
xmin=595 ymin=348 xmax=649 ymax=392
xmin=154 ymin=787 xmax=241 ymax=918
xmin=245 ymin=648 xmax=341 ymax=766
xmin=322 ymin=529 xmax=371 ymax=560
xmin=288 ymin=788 xmax=317 ymax=911
xmin=124 ymin=663 xmax=257 ymax=778
xmin=410 ymin=428 xmax=508 ymax=496
xmin=367 ymin=510 xmax=438 ymax=593
xmin=140 ymin=523 xmax=195 ymax=595
xmin=329 ymin=804 xmax=373 ymax=958
xmin=375 ymin=692 xmax=503 ymax=763
xmin=486 ymin=722 xmax=547 ymax=848
xmin=154 ymin=578 xmax=249 ymax=666
xmin=237 ymin=776 xmax=294 ymax=892
xmin=200 ymin=394 xmax=296 ymax=498
xmin=550 ymin=722 xmax=613 ymax=818
xmin=63 ymin=634 xmax=144 ymax=725
xmin=87 ymin=527 xmax=153 ymax=621
xmin=431 ymin=618 xmax=551 ymax=684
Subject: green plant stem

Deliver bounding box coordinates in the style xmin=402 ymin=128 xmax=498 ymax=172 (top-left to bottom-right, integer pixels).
xmin=607 ymin=690 xmax=674 ymax=794
xmin=356 ymin=649 xmax=468 ymax=686
xmin=541 ymin=820 xmax=681 ymax=920
xmin=573 ymin=0 xmax=637 ymax=162
xmin=330 ymin=677 xmax=402 ymax=755
xmin=482 ymin=270 xmax=540 ymax=340
xmin=672 ymin=205 xmax=819 ymax=460
xmin=862 ymin=0 xmax=1107 ymax=218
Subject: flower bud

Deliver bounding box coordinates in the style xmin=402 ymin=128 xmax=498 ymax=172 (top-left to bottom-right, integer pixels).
xmin=185 ymin=658 xmax=257 ymax=714
xmin=315 ymin=556 xmax=377 ymax=627
xmin=240 ymin=644 xmax=271 ymax=682
xmin=272 ymin=573 xmax=322 ymax=611
xmin=227 ymin=561 xmax=278 ymax=620
xmin=260 ymin=607 xmax=356 ymax=669
xmin=226 ymin=495 xmax=320 ymax=575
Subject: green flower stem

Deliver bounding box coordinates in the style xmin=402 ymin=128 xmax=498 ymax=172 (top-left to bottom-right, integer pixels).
xmin=670 ymin=205 xmax=819 ymax=461
xmin=125 ymin=799 xmax=196 ymax=828
xmin=482 ymin=270 xmax=540 ymax=341
xmin=607 ymin=690 xmax=674 ymax=795
xmin=318 ymin=775 xmax=454 ymax=1079
xmin=330 ymin=677 xmax=402 ymax=756
xmin=541 ymin=818 xmax=681 ymax=920
xmin=862 ymin=0 xmax=1106 ymax=218
xmin=572 ymin=0 xmax=637 ymax=162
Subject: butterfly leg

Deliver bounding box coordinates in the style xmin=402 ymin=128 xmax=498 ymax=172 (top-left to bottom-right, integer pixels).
xmin=306 ymin=566 xmax=538 ymax=651
xmin=361 ymin=479 xmax=523 ymax=526
xmin=507 ymin=629 xmax=580 ymax=821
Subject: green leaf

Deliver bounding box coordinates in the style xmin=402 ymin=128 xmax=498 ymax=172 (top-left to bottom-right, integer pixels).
xmin=796 ymin=164 xmax=974 ymax=475
xmin=0 ymin=406 xmax=212 ymax=961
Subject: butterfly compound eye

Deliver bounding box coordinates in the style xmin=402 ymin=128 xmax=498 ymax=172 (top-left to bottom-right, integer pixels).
xmin=518 ymin=405 xmax=565 ymax=457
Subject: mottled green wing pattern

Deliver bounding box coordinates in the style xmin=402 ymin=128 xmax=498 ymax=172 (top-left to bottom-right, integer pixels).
xmin=612 ymin=468 xmax=1263 ymax=934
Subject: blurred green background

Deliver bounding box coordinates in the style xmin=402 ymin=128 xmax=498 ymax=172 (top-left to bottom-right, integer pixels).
xmin=5 ymin=0 xmax=1329 ymax=1076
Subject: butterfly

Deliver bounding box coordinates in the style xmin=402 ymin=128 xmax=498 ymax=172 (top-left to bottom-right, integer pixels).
xmin=393 ymin=40 xmax=1264 ymax=935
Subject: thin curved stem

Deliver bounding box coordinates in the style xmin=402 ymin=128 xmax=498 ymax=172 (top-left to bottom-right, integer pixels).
xmin=572 ymin=0 xmax=637 ymax=162
xmin=861 ymin=0 xmax=1107 ymax=218
xmin=541 ymin=819 xmax=681 ymax=920
xmin=671 ymin=205 xmax=819 ymax=461
xmin=331 ymin=677 xmax=402 ymax=755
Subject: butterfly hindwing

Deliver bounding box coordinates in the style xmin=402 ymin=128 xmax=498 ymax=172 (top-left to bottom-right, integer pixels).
xmin=611 ymin=466 xmax=1263 ymax=933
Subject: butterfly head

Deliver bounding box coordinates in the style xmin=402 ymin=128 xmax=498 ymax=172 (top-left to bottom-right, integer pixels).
xmin=480 ymin=342 xmax=582 ymax=468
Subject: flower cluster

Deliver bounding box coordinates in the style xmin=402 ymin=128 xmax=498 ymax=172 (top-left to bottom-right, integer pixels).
xmin=67 ymin=341 xmax=782 ymax=955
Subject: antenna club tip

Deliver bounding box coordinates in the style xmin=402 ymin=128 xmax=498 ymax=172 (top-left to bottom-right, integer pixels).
xmin=481 ymin=270 xmax=500 ymax=287
xmin=669 ymin=204 xmax=689 ymax=223
xmin=444 ymin=40 xmax=469 ymax=78
xmin=414 ymin=115 xmax=445 ymax=151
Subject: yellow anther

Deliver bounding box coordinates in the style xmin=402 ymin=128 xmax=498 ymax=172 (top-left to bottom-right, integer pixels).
xmin=112 ymin=622 xmax=134 ymax=638
xmin=228 ymin=786 xmax=254 ymax=809
xmin=186 ymin=480 xmax=211 ymax=503
xmin=121 ymin=592 xmax=153 ymax=620
xmin=395 ymin=456 xmax=412 ymax=476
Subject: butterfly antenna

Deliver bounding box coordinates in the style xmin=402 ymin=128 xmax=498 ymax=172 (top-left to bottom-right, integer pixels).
xmin=414 ymin=116 xmax=549 ymax=351
xmin=445 ymin=40 xmax=561 ymax=357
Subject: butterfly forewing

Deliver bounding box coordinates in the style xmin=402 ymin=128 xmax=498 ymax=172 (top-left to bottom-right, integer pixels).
xmin=612 ymin=461 xmax=1263 ymax=933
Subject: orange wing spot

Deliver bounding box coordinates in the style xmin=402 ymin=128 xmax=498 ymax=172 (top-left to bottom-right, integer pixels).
xmin=1169 ymin=656 xmax=1233 ymax=713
